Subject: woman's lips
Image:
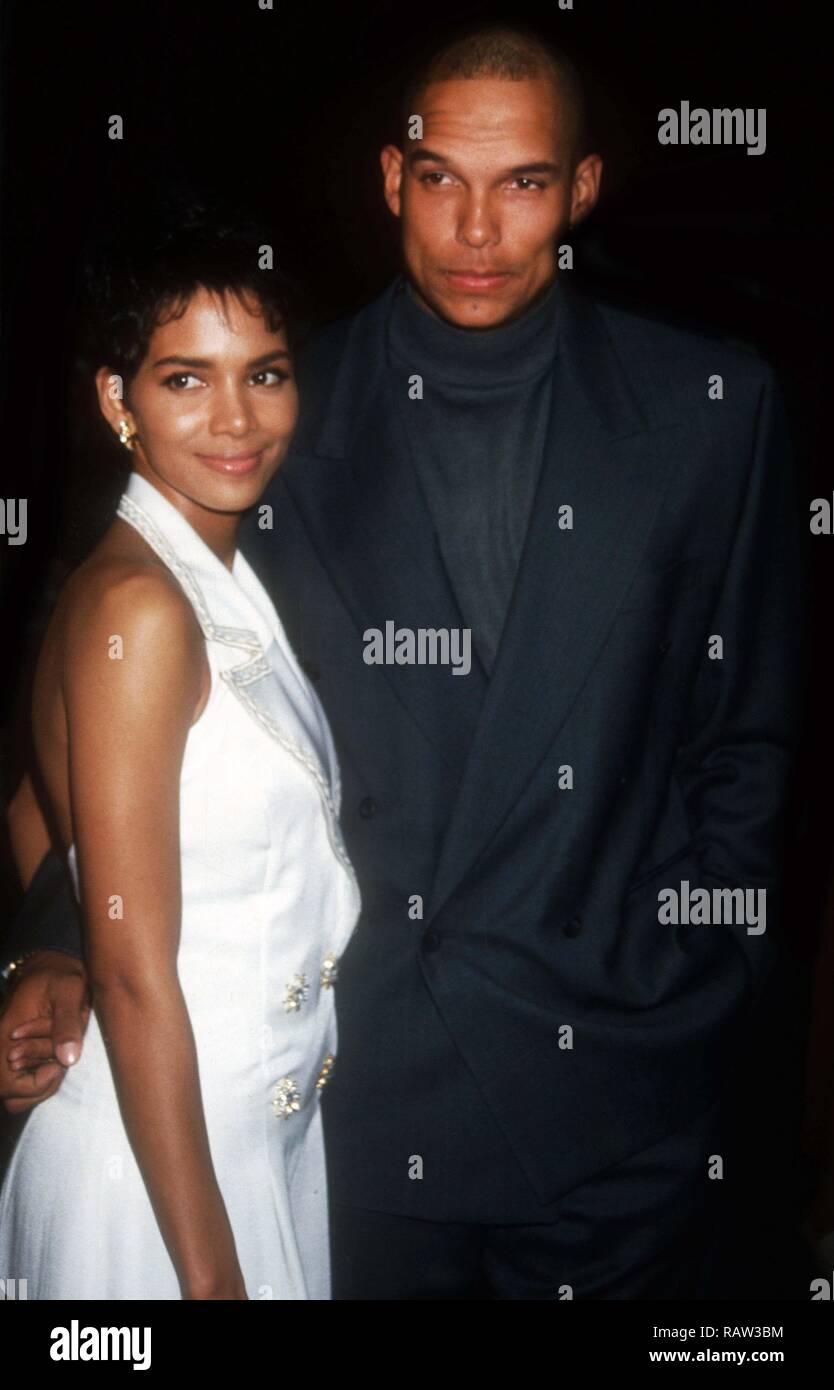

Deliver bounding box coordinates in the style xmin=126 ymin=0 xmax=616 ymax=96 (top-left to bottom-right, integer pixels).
xmin=443 ymin=270 xmax=512 ymax=292
xmin=194 ymin=450 xmax=263 ymax=476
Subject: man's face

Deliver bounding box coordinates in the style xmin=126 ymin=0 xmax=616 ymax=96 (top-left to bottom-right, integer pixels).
xmin=381 ymin=76 xmax=601 ymax=329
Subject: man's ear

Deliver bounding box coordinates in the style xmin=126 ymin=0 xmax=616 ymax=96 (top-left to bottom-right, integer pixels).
xmin=95 ymin=366 xmax=136 ymax=442
xmin=380 ymin=144 xmax=404 ymax=217
xmin=569 ymin=153 xmax=604 ymax=229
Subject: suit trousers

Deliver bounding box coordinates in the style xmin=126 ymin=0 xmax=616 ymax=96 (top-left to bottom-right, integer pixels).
xmin=329 ymin=1100 xmax=726 ymax=1299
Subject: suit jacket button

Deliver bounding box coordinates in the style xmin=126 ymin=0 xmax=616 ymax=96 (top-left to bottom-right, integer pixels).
xmin=659 ymin=639 xmax=672 ymax=656
xmin=358 ymin=796 xmax=378 ymax=819
xmin=422 ymin=930 xmax=442 ymax=953
xmin=563 ymin=916 xmax=583 ymax=938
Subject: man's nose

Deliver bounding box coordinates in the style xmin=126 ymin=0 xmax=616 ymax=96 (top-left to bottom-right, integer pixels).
xmin=209 ymin=382 xmax=256 ymax=436
xmin=456 ymin=193 xmax=499 ymax=249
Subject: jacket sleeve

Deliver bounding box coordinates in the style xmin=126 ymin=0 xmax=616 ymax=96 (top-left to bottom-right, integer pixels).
xmin=1 ymin=848 xmax=84 ymax=980
xmin=675 ymin=366 xmax=805 ymax=999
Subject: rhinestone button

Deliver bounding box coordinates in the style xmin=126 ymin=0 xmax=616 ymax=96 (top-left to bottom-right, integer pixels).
xmin=320 ymin=953 xmax=339 ymax=989
xmin=272 ymin=1077 xmax=301 ymax=1119
xmin=283 ymin=973 xmax=309 ymax=1013
xmin=316 ymin=1053 xmax=335 ymax=1091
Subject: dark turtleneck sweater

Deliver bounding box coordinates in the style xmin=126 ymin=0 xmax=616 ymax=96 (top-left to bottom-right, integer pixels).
xmin=387 ymin=275 xmax=560 ymax=675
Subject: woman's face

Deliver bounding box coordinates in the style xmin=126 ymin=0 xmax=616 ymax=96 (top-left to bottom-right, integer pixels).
xmin=96 ymin=285 xmax=298 ymax=515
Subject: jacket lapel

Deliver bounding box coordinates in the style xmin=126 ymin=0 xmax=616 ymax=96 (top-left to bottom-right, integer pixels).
xmin=426 ymin=286 xmax=685 ymax=919
xmin=279 ymin=284 xmax=488 ymax=780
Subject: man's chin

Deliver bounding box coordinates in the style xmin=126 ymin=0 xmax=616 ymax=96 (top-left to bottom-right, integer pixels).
xmin=423 ymin=286 xmax=526 ymax=331
xmin=444 ymin=302 xmax=526 ymax=331
xmin=412 ymin=272 xmax=555 ymax=331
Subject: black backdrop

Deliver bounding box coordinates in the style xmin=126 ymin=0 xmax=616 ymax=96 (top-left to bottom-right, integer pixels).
xmin=0 ymin=0 xmax=831 ymax=1296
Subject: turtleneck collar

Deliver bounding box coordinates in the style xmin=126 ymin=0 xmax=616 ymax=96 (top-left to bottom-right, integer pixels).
xmin=387 ymin=273 xmax=561 ymax=388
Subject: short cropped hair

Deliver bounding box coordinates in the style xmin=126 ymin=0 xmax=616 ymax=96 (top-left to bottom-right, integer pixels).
xmin=79 ymin=202 xmax=304 ymax=400
xmin=401 ymin=23 xmax=589 ymax=162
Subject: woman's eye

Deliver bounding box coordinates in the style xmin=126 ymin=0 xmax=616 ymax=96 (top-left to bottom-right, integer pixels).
xmin=163 ymin=372 xmax=203 ymax=390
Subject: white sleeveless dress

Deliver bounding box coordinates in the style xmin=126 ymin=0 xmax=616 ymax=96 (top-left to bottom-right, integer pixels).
xmin=0 ymin=469 xmax=361 ymax=1300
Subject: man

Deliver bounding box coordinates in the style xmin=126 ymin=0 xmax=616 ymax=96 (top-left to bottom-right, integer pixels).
xmin=1 ymin=25 xmax=802 ymax=1298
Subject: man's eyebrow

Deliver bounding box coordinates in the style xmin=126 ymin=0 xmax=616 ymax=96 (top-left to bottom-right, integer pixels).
xmin=505 ymin=161 xmax=562 ymax=177
xmin=151 ymin=349 xmax=290 ymax=369
xmin=406 ymin=149 xmax=561 ymax=178
xmin=406 ymin=147 xmax=454 ymax=167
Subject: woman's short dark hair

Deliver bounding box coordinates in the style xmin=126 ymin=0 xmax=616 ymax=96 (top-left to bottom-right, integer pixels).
xmin=79 ymin=201 xmax=305 ymax=401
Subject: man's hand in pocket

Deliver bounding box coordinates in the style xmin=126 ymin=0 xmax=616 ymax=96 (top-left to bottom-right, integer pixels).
xmin=1 ymin=951 xmax=90 ymax=1113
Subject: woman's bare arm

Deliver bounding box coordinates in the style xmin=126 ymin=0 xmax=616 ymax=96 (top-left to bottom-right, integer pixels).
xmin=63 ymin=565 xmax=245 ymax=1300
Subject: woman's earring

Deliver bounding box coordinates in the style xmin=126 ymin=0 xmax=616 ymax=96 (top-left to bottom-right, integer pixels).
xmin=118 ymin=419 xmax=135 ymax=451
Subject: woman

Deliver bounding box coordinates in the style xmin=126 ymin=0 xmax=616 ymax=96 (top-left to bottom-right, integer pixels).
xmin=0 ymin=217 xmax=361 ymax=1299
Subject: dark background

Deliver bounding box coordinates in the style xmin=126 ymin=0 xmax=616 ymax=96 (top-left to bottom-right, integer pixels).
xmin=1 ymin=0 xmax=831 ymax=1297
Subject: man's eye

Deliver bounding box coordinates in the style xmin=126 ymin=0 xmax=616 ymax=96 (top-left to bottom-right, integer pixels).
xmin=420 ymin=171 xmax=453 ymax=186
xmin=511 ymin=178 xmax=545 ymax=191
xmin=251 ymin=369 xmax=289 ymax=386
xmin=163 ymin=373 xmax=203 ymax=390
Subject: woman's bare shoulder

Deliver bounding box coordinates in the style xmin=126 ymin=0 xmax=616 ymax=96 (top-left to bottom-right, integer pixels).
xmin=65 ymin=523 xmax=198 ymax=627
xmin=52 ymin=528 xmax=206 ymax=698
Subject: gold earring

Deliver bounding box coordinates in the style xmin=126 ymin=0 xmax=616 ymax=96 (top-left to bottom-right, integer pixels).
xmin=118 ymin=419 xmax=135 ymax=451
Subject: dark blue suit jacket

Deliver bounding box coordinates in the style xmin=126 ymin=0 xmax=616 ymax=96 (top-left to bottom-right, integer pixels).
xmin=3 ymin=278 xmax=803 ymax=1219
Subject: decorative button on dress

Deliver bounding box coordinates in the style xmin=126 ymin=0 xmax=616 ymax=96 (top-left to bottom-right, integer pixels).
xmin=0 ymin=469 xmax=361 ymax=1300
